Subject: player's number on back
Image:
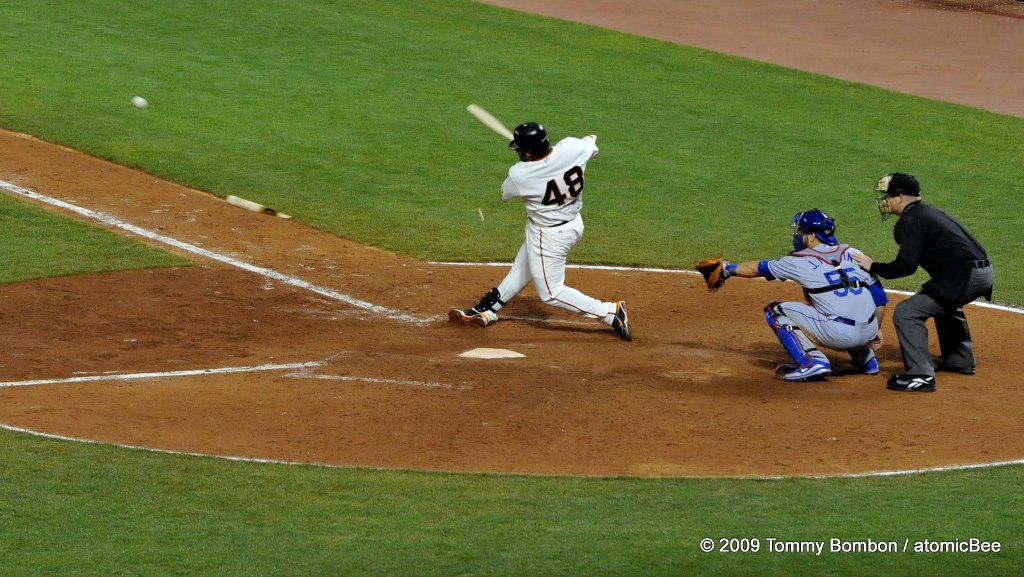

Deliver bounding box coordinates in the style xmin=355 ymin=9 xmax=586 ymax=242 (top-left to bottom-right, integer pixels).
xmin=824 ymin=268 xmax=864 ymax=297
xmin=542 ymin=166 xmax=585 ymax=206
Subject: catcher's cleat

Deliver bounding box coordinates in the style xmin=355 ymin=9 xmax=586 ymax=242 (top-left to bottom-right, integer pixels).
xmin=611 ymin=301 xmax=632 ymax=342
xmin=861 ymin=357 xmax=880 ymax=375
xmin=781 ymin=361 xmax=831 ymax=382
xmin=448 ymin=307 xmax=497 ymax=327
xmin=886 ymin=374 xmax=936 ymax=392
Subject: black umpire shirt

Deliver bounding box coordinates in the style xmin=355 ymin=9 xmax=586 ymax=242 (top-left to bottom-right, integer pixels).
xmin=869 ymin=201 xmax=987 ymax=280
xmin=869 ymin=200 xmax=991 ymax=305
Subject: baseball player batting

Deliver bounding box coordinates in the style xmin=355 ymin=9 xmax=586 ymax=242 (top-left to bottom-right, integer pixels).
xmin=449 ymin=122 xmax=631 ymax=341
xmin=696 ymin=209 xmax=888 ymax=381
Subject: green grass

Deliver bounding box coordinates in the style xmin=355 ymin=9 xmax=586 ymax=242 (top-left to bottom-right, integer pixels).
xmin=0 ymin=431 xmax=1021 ymax=577
xmin=0 ymin=194 xmax=189 ymax=283
xmin=1 ymin=0 xmax=1023 ymax=575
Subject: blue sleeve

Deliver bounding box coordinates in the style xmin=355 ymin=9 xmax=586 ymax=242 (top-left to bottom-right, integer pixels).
xmin=867 ymin=279 xmax=889 ymax=306
xmin=757 ymin=260 xmax=776 ymax=280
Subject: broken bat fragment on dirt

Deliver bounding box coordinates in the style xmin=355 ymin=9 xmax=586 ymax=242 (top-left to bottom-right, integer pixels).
xmin=225 ymin=195 xmax=291 ymax=219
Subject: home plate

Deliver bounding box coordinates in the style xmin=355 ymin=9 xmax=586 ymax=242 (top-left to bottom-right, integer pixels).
xmin=458 ymin=348 xmax=526 ymax=359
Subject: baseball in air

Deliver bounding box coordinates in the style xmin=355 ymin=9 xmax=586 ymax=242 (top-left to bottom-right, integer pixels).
xmin=131 ymin=96 xmax=149 ymax=109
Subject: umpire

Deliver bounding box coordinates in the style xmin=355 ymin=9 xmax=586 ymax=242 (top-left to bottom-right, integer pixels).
xmin=852 ymin=173 xmax=994 ymax=393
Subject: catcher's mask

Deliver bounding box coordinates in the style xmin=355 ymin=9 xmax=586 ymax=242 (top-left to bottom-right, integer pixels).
xmin=791 ymin=208 xmax=837 ymax=250
xmin=509 ymin=122 xmax=550 ymax=159
xmin=874 ymin=172 xmax=920 ymax=222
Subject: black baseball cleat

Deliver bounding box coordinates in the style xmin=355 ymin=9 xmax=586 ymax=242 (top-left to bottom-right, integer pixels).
xmin=612 ymin=300 xmax=632 ymax=342
xmin=936 ymin=364 xmax=975 ymax=375
xmin=886 ymin=374 xmax=937 ymax=392
xmin=935 ymin=359 xmax=976 ymax=375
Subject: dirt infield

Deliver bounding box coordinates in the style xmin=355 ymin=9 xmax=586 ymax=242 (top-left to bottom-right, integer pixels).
xmin=2 ymin=1 xmax=1022 ymax=477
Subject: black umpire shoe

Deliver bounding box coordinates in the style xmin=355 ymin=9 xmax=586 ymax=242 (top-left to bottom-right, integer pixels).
xmin=936 ymin=364 xmax=976 ymax=375
xmin=936 ymin=358 xmax=976 ymax=375
xmin=887 ymin=374 xmax=937 ymax=392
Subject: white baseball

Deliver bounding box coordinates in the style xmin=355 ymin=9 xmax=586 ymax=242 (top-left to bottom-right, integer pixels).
xmin=131 ymin=96 xmax=149 ymax=109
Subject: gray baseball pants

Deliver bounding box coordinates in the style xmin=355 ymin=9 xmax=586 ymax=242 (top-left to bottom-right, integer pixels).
xmin=892 ymin=267 xmax=995 ymax=376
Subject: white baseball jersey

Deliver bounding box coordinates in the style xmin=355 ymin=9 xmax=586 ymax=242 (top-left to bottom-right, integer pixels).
xmin=490 ymin=134 xmax=617 ymax=323
xmin=501 ymin=135 xmax=598 ymax=227
xmin=761 ymin=243 xmax=879 ymax=323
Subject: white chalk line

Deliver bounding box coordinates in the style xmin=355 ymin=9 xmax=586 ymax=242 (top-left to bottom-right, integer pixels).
xmin=1 ymin=417 xmax=1021 ymax=480
xmin=3 ymin=176 xmax=1018 ymax=322
xmin=433 ymin=261 xmax=1023 ymax=315
xmin=2 ymin=180 xmax=1022 ymax=479
xmin=295 ymin=373 xmax=468 ymax=390
xmin=0 ymin=362 xmax=323 ymax=388
xmin=434 ymin=260 xmax=692 ymax=275
xmin=1 ymin=358 xmax=1020 ymax=480
xmin=0 ymin=360 xmax=477 ymax=475
xmin=0 ymin=361 xmax=464 ymax=391
xmin=756 ymin=458 xmax=1024 ymax=480
xmin=0 ymin=422 xmax=338 ymax=468
xmin=0 ymin=179 xmax=429 ymax=325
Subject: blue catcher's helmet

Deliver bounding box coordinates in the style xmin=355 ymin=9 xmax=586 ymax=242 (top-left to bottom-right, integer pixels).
xmin=791 ymin=208 xmax=837 ymax=250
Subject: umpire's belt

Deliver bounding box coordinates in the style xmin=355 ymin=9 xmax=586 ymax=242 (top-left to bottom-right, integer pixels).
xmin=969 ymin=259 xmax=991 ymax=269
xmin=834 ymin=313 xmax=876 ymax=327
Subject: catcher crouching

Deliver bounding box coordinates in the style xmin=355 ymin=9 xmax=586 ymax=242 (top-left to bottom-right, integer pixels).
xmin=696 ymin=209 xmax=889 ymax=382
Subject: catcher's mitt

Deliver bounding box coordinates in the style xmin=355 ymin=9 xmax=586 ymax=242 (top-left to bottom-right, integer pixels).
xmin=695 ymin=257 xmax=729 ymax=291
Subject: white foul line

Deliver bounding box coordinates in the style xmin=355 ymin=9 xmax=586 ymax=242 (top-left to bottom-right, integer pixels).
xmin=0 ymin=179 xmax=429 ymax=325
xmin=3 ymin=178 xmax=1018 ymax=320
xmin=431 ymin=263 xmax=1023 ymax=315
xmin=0 ymin=362 xmax=324 ymax=388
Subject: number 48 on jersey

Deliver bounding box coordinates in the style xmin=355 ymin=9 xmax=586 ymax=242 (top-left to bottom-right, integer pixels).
xmin=542 ymin=166 xmax=585 ymax=206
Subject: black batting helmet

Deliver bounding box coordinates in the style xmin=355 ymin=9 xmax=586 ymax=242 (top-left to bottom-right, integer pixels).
xmin=509 ymin=122 xmax=550 ymax=157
